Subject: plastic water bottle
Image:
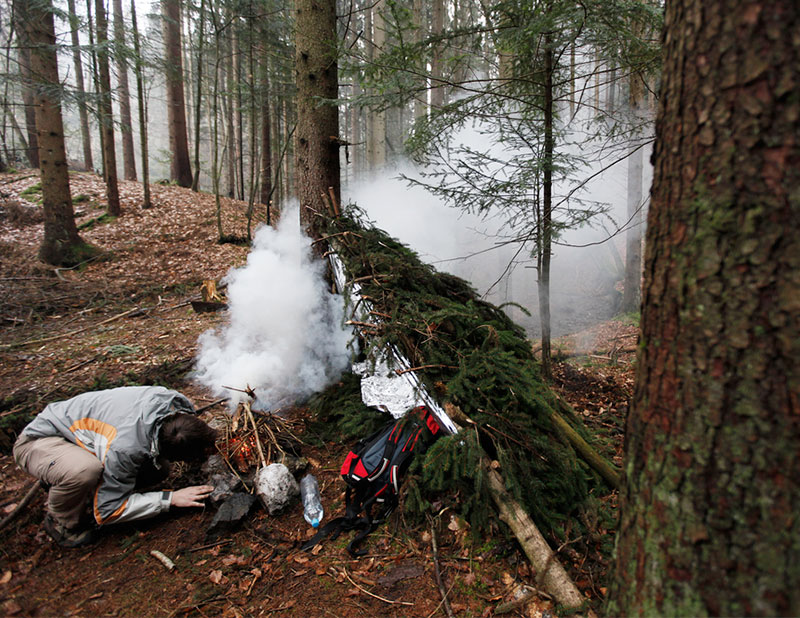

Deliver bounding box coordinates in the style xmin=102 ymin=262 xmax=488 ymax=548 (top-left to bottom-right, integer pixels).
xmin=300 ymin=474 xmax=323 ymax=528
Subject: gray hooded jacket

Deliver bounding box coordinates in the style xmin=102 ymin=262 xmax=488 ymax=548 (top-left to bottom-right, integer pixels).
xmin=22 ymin=386 xmax=195 ymax=525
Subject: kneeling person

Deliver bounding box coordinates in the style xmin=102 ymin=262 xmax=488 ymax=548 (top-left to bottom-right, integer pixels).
xmin=13 ymin=385 xmax=218 ymax=547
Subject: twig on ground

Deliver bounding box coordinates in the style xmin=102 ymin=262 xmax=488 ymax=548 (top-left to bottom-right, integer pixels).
xmin=332 ymin=567 xmax=414 ymax=606
xmin=187 ymin=539 xmax=233 ymax=553
xmin=0 ymin=480 xmax=44 ymax=531
xmin=0 ymin=307 xmax=142 ymax=350
xmin=495 ymin=587 xmax=539 ymax=614
xmin=430 ymin=522 xmax=455 ymax=618
xmin=195 ymin=398 xmax=227 ymax=414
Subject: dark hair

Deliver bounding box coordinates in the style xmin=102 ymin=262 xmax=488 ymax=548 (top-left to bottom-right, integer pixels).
xmin=159 ymin=414 xmax=218 ymax=462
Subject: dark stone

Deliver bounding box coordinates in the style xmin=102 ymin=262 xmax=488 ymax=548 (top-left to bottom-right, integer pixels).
xmin=206 ymin=492 xmax=258 ymax=540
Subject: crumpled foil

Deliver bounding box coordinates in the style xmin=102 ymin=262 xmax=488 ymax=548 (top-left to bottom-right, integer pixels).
xmin=353 ymin=357 xmax=425 ymax=418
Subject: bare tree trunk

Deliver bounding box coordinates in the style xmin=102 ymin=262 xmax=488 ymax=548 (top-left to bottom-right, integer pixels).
xmin=430 ymin=0 xmax=444 ymax=108
xmin=223 ymin=34 xmax=236 ymax=198
xmin=412 ymin=0 xmax=426 ymax=122
xmin=191 ymin=0 xmax=206 ymax=191
xmin=15 ymin=34 xmax=39 ymax=167
xmin=15 ymin=0 xmax=86 ymax=264
xmin=67 ymin=0 xmax=94 ymax=171
xmin=85 ymin=0 xmax=104 ymax=177
xmin=129 ymin=0 xmax=151 ymax=208
xmin=538 ymin=40 xmax=554 ymax=379
xmin=162 ymin=0 xmax=192 ymax=187
xmin=232 ymin=26 xmax=244 ymax=200
xmin=95 ymin=0 xmax=121 ymax=215
xmin=295 ymin=0 xmax=339 ymax=241
xmin=259 ymin=55 xmax=273 ymax=223
xmin=621 ymin=73 xmax=644 ymax=314
xmin=369 ymin=0 xmax=386 ymax=168
xmin=112 ymin=0 xmax=136 ymax=180
xmin=245 ymin=12 xmax=258 ymax=240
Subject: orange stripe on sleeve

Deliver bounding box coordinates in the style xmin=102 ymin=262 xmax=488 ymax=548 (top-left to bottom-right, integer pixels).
xmin=93 ymin=487 xmax=128 ymax=525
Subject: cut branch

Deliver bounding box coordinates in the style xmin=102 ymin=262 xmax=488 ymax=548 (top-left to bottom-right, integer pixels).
xmin=486 ymin=463 xmax=585 ymax=611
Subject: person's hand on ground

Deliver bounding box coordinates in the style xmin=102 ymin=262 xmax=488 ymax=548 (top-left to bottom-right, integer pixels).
xmin=170 ymin=485 xmax=214 ymax=507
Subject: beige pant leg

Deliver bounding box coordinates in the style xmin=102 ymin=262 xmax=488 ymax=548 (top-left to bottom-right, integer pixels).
xmin=13 ymin=434 xmax=103 ymax=528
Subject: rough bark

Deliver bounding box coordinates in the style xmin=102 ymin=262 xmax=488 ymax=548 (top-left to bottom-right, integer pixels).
xmin=294 ymin=0 xmax=340 ymax=241
xmin=609 ymin=1 xmax=800 ymax=616
xmin=16 ymin=0 xmax=85 ymax=264
xmin=95 ymin=0 xmax=121 ymax=215
xmin=112 ymin=0 xmax=136 ymax=180
xmin=67 ymin=0 xmax=94 ymax=171
xmin=162 ymin=0 xmax=192 ymax=187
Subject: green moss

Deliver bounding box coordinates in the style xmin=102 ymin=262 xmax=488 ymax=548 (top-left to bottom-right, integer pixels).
xmin=58 ymin=240 xmax=104 ymax=267
xmin=77 ymin=213 xmax=117 ymax=231
xmin=21 ymin=182 xmax=42 ymax=198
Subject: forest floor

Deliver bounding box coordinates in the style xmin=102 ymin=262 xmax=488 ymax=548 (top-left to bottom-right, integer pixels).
xmin=0 ymin=171 xmax=636 ymax=618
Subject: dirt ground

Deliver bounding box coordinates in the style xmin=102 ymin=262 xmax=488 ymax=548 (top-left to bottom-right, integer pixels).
xmin=0 ymin=171 xmax=635 ymax=617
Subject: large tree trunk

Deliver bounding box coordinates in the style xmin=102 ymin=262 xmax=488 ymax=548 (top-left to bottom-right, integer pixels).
xmin=112 ymin=0 xmax=137 ymax=181
xmin=95 ymin=0 xmax=121 ymax=216
xmin=162 ymin=0 xmax=192 ymax=187
xmin=16 ymin=0 xmax=85 ymax=265
xmin=295 ymin=0 xmax=340 ymax=241
xmin=609 ymin=1 xmax=800 ymax=616
xmin=67 ymin=0 xmax=94 ymax=172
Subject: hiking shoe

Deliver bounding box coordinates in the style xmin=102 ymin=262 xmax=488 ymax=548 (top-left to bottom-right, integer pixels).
xmin=42 ymin=514 xmax=97 ymax=548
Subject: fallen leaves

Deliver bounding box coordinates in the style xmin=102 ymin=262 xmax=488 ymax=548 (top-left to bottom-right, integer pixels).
xmin=209 ymin=570 xmax=228 ymax=585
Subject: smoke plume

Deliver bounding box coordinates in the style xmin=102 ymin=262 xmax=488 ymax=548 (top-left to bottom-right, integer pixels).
xmin=194 ymin=207 xmax=352 ymax=409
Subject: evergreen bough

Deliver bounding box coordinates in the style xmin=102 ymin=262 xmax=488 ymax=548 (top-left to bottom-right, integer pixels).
xmin=317 ymin=208 xmax=610 ymax=538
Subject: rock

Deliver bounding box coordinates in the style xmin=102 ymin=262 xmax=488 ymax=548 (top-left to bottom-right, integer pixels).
xmin=208 ymin=473 xmax=240 ymax=504
xmin=206 ymin=493 xmax=258 ymax=540
xmin=281 ymin=455 xmax=309 ymax=476
xmin=254 ymin=463 xmax=299 ymax=515
xmin=201 ymin=455 xmax=241 ymax=503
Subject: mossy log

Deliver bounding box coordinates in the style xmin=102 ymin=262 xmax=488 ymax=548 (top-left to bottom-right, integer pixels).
xmin=550 ymin=401 xmax=621 ymax=490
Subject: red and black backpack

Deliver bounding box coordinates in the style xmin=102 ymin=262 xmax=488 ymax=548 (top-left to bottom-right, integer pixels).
xmin=302 ymin=405 xmax=442 ymax=556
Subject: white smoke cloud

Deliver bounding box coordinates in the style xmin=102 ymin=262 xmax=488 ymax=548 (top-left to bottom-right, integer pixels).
xmin=194 ymin=206 xmax=353 ymax=409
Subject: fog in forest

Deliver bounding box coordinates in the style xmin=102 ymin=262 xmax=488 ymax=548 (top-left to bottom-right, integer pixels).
xmin=345 ymin=120 xmax=653 ymax=339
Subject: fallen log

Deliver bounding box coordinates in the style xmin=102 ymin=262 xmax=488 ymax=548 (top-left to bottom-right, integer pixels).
xmin=486 ymin=463 xmax=586 ymax=612
xmin=550 ymin=399 xmax=621 ymax=490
